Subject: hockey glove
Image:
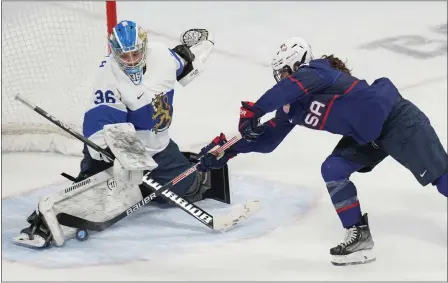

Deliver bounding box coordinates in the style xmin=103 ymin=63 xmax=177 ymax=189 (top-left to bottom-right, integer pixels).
xmin=172 ymin=44 xmax=195 ymax=63
xmin=197 ymin=133 xmax=237 ymax=172
xmin=238 ymin=101 xmax=265 ymax=142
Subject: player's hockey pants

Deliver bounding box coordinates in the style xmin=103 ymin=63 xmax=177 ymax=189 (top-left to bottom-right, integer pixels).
xmin=321 ymin=95 xmax=448 ymax=228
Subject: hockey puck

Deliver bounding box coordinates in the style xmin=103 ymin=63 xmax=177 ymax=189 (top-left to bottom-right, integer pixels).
xmin=75 ymin=229 xmax=89 ymax=241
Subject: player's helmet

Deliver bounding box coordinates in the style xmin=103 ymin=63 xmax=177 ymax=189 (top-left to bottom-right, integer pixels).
xmin=109 ymin=20 xmax=148 ymax=84
xmin=271 ymin=37 xmax=314 ymax=82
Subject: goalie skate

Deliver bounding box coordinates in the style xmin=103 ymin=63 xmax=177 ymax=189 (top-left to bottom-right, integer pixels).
xmin=12 ymin=233 xmax=49 ymax=249
xmin=11 ymin=168 xmax=145 ymax=249
xmin=12 ymin=210 xmax=53 ymax=249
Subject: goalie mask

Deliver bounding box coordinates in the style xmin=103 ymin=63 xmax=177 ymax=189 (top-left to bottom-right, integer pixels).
xmin=109 ymin=20 xmax=148 ymax=85
xmin=271 ymin=37 xmax=314 ymax=82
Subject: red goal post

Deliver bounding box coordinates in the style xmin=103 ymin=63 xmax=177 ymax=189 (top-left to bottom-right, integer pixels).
xmin=1 ymin=1 xmax=117 ymax=156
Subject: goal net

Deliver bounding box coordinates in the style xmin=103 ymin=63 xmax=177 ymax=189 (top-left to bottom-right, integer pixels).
xmin=1 ymin=1 xmax=117 ymax=156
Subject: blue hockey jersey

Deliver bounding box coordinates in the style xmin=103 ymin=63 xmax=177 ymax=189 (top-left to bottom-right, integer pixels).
xmin=233 ymin=58 xmax=400 ymax=154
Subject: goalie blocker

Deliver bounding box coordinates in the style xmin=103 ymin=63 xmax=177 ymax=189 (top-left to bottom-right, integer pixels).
xmin=13 ymin=124 xmax=230 ymax=249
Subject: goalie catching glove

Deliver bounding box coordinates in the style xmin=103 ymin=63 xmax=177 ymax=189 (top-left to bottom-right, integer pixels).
xmin=173 ymin=29 xmax=215 ymax=87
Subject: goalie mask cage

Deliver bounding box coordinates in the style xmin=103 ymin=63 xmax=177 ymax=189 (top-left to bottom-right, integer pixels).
xmin=1 ymin=1 xmax=117 ymax=156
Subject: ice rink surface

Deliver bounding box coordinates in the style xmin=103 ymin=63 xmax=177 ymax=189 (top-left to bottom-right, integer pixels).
xmin=2 ymin=1 xmax=447 ymax=281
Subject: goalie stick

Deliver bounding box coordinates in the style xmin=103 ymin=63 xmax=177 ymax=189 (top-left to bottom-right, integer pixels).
xmin=15 ymin=94 xmax=260 ymax=233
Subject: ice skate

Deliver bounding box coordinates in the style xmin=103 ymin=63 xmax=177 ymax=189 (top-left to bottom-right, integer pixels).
xmin=12 ymin=210 xmax=53 ymax=249
xmin=330 ymin=213 xmax=376 ymax=266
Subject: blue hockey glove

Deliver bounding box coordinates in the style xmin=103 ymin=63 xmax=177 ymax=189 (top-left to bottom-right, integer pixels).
xmin=197 ymin=133 xmax=237 ymax=172
xmin=238 ymin=101 xmax=265 ymax=142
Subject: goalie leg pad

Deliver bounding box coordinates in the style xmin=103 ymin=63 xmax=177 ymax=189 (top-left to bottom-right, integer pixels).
xmin=53 ymin=170 xmax=142 ymax=233
xmin=14 ymin=169 xmax=143 ymax=248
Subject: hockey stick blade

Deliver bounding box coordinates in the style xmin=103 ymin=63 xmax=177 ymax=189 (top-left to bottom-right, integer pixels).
xmin=212 ymin=200 xmax=260 ymax=232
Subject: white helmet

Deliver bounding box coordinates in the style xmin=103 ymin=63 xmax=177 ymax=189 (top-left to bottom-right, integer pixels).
xmin=271 ymin=37 xmax=314 ymax=82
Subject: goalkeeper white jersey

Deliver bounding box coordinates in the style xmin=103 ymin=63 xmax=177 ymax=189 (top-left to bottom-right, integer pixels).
xmin=83 ymin=41 xmax=185 ymax=160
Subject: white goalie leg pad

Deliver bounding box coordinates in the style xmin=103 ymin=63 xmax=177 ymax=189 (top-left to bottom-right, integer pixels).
xmin=178 ymin=32 xmax=214 ymax=87
xmin=37 ymin=169 xmax=144 ymax=246
xmin=37 ymin=170 xmax=112 ymax=246
xmin=38 ymin=196 xmax=64 ymax=246
xmin=104 ymin=123 xmax=158 ymax=185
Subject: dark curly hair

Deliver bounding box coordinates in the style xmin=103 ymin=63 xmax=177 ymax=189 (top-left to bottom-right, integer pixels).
xmin=321 ymin=54 xmax=352 ymax=75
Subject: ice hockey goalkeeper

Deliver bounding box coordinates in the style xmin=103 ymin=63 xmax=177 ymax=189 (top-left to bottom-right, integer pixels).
xmin=12 ymin=20 xmax=229 ymax=249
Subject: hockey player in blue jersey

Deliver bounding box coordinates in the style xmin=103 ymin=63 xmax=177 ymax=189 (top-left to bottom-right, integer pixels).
xmin=196 ymin=37 xmax=448 ymax=266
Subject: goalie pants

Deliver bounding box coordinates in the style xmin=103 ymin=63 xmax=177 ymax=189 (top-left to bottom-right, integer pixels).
xmin=79 ymin=139 xmax=197 ymax=203
xmin=321 ymin=95 xmax=448 ymax=228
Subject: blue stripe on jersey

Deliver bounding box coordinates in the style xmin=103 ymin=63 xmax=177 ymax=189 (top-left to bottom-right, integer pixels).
xmin=83 ymin=105 xmax=127 ymax=138
xmin=127 ymin=89 xmax=175 ymax=131
xmin=169 ymin=49 xmax=184 ymax=77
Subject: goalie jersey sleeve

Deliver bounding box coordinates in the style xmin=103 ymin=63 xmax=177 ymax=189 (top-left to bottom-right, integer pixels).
xmin=169 ymin=48 xmax=186 ymax=78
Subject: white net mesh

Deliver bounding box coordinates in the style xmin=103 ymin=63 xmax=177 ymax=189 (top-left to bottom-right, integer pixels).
xmin=1 ymin=1 xmax=113 ymax=155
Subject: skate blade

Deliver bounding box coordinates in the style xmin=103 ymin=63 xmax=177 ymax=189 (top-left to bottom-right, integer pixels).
xmin=331 ymin=248 xmax=376 ymax=266
xmin=12 ymin=234 xmax=49 ymax=249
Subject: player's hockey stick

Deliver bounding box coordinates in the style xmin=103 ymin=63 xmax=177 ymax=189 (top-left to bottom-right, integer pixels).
xmin=15 ymin=94 xmax=260 ymax=232
xmin=56 ymin=135 xmax=250 ymax=233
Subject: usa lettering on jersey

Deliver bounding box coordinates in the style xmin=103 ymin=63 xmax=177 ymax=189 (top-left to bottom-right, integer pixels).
xmin=304 ymin=100 xmax=326 ymax=127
